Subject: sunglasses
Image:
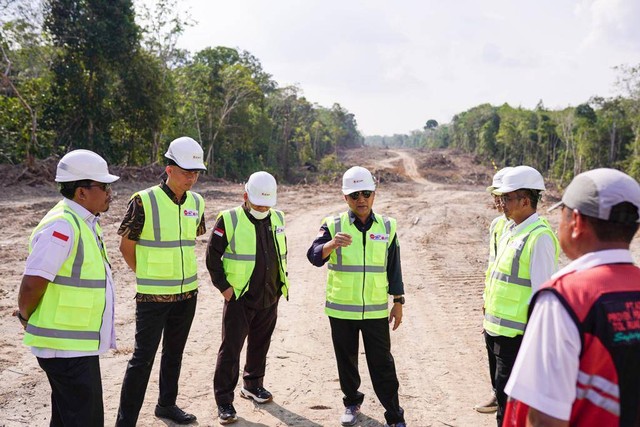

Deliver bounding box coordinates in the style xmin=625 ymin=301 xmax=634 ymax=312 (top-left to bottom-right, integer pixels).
xmin=81 ymin=183 xmax=111 ymax=192
xmin=348 ymin=190 xmax=373 ymax=200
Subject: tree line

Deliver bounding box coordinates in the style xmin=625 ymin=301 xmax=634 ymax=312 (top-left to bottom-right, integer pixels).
xmin=0 ymin=0 xmax=363 ymax=181
xmin=367 ymin=65 xmax=640 ymax=185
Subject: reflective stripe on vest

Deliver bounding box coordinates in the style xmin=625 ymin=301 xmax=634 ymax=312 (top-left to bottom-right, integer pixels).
xmin=488 ymin=215 xmax=508 ymax=264
xmin=135 ymin=187 xmax=203 ymax=294
xmin=220 ymin=206 xmax=289 ymax=299
xmin=137 ymin=189 xmax=201 ymax=248
xmin=577 ymin=371 xmax=620 ymax=416
xmin=24 ymin=201 xmax=106 ymax=351
xmin=484 ymin=219 xmax=559 ymax=336
xmin=325 ymin=212 xmax=395 ymax=320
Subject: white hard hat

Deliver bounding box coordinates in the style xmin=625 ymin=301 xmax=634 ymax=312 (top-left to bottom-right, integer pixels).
xmin=164 ymin=137 xmax=206 ymax=171
xmin=492 ymin=165 xmax=545 ymax=194
xmin=342 ymin=166 xmax=376 ymax=195
xmin=486 ymin=167 xmax=514 ymax=192
xmin=55 ymin=149 xmax=119 ymax=183
xmin=245 ymin=171 xmax=277 ymax=207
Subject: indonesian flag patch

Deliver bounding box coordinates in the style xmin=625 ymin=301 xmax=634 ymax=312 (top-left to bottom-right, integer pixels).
xmin=214 ymin=227 xmax=224 ymax=237
xmin=52 ymin=231 xmax=69 ymax=241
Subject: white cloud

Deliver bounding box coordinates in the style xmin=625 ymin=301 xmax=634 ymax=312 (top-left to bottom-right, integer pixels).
xmin=579 ymin=0 xmax=640 ymax=51
xmin=160 ymin=0 xmax=640 ymax=135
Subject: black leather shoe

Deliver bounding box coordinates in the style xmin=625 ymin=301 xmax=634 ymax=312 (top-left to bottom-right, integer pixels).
xmin=154 ymin=404 xmax=197 ymax=424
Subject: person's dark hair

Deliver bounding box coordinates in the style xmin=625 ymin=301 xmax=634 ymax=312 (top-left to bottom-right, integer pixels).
xmin=582 ymin=202 xmax=639 ymax=243
xmin=516 ymin=189 xmax=542 ymax=210
xmin=58 ymin=179 xmax=92 ymax=199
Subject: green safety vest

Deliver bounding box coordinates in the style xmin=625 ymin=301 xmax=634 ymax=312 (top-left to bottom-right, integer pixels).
xmin=220 ymin=206 xmax=289 ymax=299
xmin=325 ymin=212 xmax=396 ymax=320
xmin=483 ymin=217 xmax=559 ymax=337
xmin=489 ymin=215 xmax=509 ymax=265
xmin=24 ymin=200 xmax=108 ymax=351
xmin=135 ymin=186 xmax=204 ymax=295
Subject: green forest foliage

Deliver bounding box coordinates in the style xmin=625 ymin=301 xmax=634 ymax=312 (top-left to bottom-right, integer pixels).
xmin=367 ymin=66 xmax=640 ymax=185
xmin=0 ymin=0 xmax=363 ymax=181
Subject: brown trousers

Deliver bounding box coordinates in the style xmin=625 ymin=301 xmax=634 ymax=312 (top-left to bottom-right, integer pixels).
xmin=213 ymin=297 xmax=279 ymax=405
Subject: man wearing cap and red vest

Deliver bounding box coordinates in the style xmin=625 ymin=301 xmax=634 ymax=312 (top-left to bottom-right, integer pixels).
xmin=475 ymin=166 xmax=514 ymax=414
xmin=16 ymin=149 xmax=119 ymax=426
xmin=504 ymin=168 xmax=640 ymax=427
xmin=116 ymin=137 xmax=206 ymax=426
xmin=484 ymin=165 xmax=560 ymax=427
xmin=206 ymin=171 xmax=289 ymax=425
xmin=307 ymin=166 xmax=406 ymax=427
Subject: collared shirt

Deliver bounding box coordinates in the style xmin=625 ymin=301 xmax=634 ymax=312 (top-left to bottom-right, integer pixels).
xmin=306 ymin=209 xmax=404 ymax=295
xmin=24 ymin=198 xmax=116 ymax=358
xmin=505 ymin=249 xmax=634 ymax=421
xmin=118 ymin=181 xmax=206 ymax=303
xmin=206 ymin=205 xmax=282 ymax=309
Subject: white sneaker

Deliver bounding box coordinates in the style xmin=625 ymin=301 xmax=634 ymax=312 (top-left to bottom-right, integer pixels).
xmin=340 ymin=405 xmax=361 ymax=426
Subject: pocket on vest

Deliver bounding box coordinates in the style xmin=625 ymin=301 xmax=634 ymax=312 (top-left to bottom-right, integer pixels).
xmin=369 ymin=278 xmax=388 ymax=303
xmin=146 ymin=249 xmax=174 ymax=278
xmin=328 ymin=276 xmax=355 ymax=303
xmin=54 ymin=289 xmax=94 ymax=327
xmin=492 ymin=283 xmax=522 ymax=317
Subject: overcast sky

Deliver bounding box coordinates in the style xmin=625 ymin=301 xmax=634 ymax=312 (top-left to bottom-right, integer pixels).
xmin=167 ymin=0 xmax=640 ymax=136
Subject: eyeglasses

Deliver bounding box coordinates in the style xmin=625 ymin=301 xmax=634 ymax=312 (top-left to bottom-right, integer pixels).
xmin=81 ymin=183 xmax=111 ymax=192
xmin=499 ymin=194 xmax=522 ymax=204
xmin=348 ymin=190 xmax=373 ymax=200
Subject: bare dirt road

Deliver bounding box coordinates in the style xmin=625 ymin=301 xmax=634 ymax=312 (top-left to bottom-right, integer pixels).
xmin=0 ymin=148 xmax=562 ymax=426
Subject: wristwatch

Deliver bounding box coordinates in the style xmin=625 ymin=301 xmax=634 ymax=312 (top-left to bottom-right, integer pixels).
xmin=393 ymin=296 xmax=405 ymax=305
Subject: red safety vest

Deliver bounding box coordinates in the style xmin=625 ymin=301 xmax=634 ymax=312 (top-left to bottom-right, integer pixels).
xmin=503 ymin=263 xmax=640 ymax=427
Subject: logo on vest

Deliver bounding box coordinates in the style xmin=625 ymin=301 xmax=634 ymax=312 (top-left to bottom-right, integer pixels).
xmin=369 ymin=233 xmax=389 ymax=242
xmin=509 ymin=239 xmax=525 ymax=251
xmin=608 ymin=300 xmax=640 ymax=345
xmin=183 ymin=209 xmax=199 ymax=217
xmin=276 ymin=226 xmax=285 ymax=234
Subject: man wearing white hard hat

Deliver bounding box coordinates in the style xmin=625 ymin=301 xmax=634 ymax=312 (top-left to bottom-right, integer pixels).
xmin=307 ymin=166 xmax=406 ymax=427
xmin=116 ymin=137 xmax=206 ymax=426
xmin=15 ymin=149 xmax=119 ymax=426
xmin=475 ymin=166 xmax=514 ymax=414
xmin=504 ymin=169 xmax=640 ymax=426
xmin=206 ymin=171 xmax=289 ymax=425
xmin=483 ymin=165 xmax=560 ymax=427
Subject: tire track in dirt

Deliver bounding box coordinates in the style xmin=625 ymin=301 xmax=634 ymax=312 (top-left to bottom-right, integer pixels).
xmin=373 ymin=151 xmax=494 ymax=426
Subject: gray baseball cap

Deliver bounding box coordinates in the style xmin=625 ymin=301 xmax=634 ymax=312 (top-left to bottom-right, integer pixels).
xmin=548 ymin=168 xmax=640 ymax=224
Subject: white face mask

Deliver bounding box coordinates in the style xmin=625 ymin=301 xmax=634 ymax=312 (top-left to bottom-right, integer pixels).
xmin=249 ymin=208 xmax=269 ymax=220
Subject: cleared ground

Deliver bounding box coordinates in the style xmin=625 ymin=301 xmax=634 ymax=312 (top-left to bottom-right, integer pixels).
xmin=0 ymin=148 xmax=585 ymax=426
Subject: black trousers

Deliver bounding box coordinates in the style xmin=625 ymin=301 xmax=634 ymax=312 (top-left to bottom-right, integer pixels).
xmin=484 ymin=331 xmax=522 ymax=427
xmin=37 ymin=355 xmax=103 ymax=427
xmin=116 ymin=296 xmax=197 ymax=427
xmin=329 ymin=317 xmax=404 ymax=425
xmin=214 ymin=299 xmax=278 ymax=405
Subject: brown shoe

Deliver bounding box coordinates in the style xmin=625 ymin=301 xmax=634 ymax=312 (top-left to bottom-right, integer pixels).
xmin=473 ymin=395 xmax=498 ymax=413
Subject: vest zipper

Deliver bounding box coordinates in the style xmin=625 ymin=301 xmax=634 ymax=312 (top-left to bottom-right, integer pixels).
xmin=272 ymin=217 xmax=288 ymax=301
xmin=361 ymin=229 xmax=366 ymax=320
xmin=178 ymin=202 xmax=185 ymax=294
